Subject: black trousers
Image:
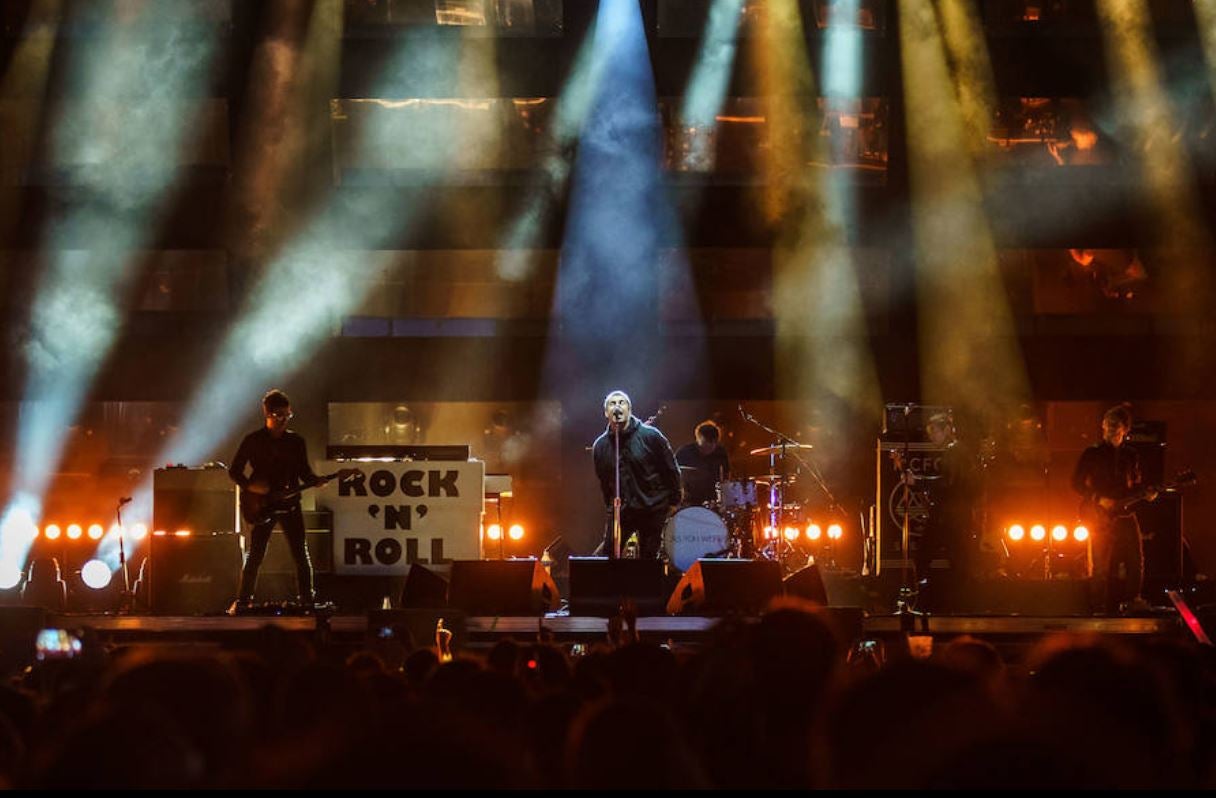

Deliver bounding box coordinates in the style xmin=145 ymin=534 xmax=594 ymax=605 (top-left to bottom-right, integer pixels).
xmin=236 ymin=505 xmax=314 ymax=603
xmin=1092 ymin=516 xmax=1144 ymax=614
xmin=601 ymin=507 xmax=668 ymax=560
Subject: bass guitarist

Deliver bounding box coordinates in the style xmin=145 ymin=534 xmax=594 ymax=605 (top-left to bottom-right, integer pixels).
xmin=1071 ymin=404 xmax=1157 ymax=615
xmin=227 ymin=389 xmax=329 ymax=614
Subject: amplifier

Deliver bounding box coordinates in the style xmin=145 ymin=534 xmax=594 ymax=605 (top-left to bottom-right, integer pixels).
xmin=874 ymin=441 xmax=952 ymax=566
xmin=153 ymin=466 xmax=238 ymax=534
xmin=881 ymin=404 xmax=954 ymax=443
xmin=326 ymin=444 xmax=470 ymax=462
xmin=149 ymin=533 xmax=242 ymax=615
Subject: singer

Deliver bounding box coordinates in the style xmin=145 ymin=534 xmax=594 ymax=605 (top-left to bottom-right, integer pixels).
xmin=592 ymin=390 xmax=682 ymax=560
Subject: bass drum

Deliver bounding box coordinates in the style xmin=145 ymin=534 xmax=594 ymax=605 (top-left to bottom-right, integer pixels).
xmin=663 ymin=506 xmax=729 ymax=572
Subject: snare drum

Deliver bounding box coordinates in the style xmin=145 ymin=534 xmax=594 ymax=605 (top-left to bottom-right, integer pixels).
xmin=718 ymin=478 xmax=758 ymax=508
xmin=662 ymin=506 xmax=729 ymax=572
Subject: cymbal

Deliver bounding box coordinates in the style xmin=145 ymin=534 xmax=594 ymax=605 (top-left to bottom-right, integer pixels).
xmin=750 ymin=443 xmax=813 ymax=456
xmin=678 ymin=465 xmax=701 ymax=472
xmin=754 ymin=474 xmax=798 ymax=484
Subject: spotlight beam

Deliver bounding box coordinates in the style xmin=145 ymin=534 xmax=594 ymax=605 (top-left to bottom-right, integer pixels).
xmin=163 ymin=25 xmax=505 ymax=466
xmin=899 ymin=0 xmax=1030 ymax=420
xmin=8 ymin=2 xmax=222 ymax=524
xmin=1097 ymin=0 xmax=1215 ymax=386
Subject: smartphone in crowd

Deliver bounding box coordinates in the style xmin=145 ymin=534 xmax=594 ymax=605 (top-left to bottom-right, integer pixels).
xmin=35 ymin=629 xmax=82 ymax=661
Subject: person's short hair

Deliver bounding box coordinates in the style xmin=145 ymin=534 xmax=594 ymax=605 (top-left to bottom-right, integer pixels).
xmin=262 ymin=389 xmax=290 ymax=413
xmin=1103 ymin=403 xmax=1132 ymax=429
xmin=603 ymin=390 xmax=630 ymax=410
xmin=695 ymin=420 xmax=721 ymax=443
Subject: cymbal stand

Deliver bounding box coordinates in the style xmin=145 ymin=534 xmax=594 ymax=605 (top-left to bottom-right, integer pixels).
xmin=739 ymin=406 xmax=804 ymax=569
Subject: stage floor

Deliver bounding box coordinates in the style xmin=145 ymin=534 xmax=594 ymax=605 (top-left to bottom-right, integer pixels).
xmin=44 ymin=611 xmax=1186 ymax=647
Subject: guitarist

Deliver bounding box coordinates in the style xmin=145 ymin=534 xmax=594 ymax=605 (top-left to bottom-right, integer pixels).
xmin=227 ymin=389 xmax=329 ymax=614
xmin=1071 ymin=404 xmax=1157 ymax=615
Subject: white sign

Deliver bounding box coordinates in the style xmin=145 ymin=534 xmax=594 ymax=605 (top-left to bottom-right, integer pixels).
xmin=320 ymin=460 xmax=485 ymax=575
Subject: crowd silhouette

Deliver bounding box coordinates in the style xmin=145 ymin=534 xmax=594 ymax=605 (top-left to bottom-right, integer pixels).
xmin=1 ymin=598 xmax=1213 ymax=789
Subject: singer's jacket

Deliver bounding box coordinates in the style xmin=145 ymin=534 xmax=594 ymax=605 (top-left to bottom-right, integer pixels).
xmin=592 ymin=417 xmax=682 ymax=513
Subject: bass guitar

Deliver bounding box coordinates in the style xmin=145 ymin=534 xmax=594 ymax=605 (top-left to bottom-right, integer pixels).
xmin=240 ymin=470 xmax=352 ymax=526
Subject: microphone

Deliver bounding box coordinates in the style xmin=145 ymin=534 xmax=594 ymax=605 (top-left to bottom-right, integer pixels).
xmin=118 ymin=496 xmax=133 ymax=505
xmin=738 ymin=403 xmax=746 ymax=420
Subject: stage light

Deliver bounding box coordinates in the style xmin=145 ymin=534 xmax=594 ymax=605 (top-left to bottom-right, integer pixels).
xmin=1051 ymin=524 xmax=1068 ymax=542
xmin=1030 ymin=524 xmax=1046 ymax=542
xmin=486 ymin=524 xmax=503 ymax=541
xmin=80 ymin=559 xmax=112 ymax=590
xmin=783 ymin=526 xmax=799 ymax=541
xmin=508 ymin=524 xmax=525 ymax=541
xmin=0 ymin=563 xmax=22 ymax=591
xmin=66 ymin=524 xmax=82 ymax=540
xmin=806 ymin=523 xmax=822 ymax=540
xmin=87 ymin=524 xmax=104 ymax=541
xmin=132 ymin=523 xmax=149 ymax=541
xmin=764 ymin=525 xmax=775 ymax=539
xmin=827 ymin=523 xmax=843 ymax=540
xmin=173 ymin=530 xmax=191 ymax=537
xmin=1073 ymin=525 xmax=1090 ymax=542
xmin=1007 ymin=524 xmax=1025 ymax=541
xmin=44 ymin=524 xmax=61 ymax=540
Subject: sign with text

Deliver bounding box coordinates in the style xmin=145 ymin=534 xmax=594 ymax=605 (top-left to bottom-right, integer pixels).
xmin=320 ymin=460 xmax=484 ymax=575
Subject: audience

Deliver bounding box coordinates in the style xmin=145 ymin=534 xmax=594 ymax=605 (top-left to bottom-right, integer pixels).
xmin=1 ymin=601 xmax=1213 ymax=789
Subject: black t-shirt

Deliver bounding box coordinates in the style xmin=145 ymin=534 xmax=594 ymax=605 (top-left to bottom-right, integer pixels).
xmin=228 ymin=427 xmax=319 ymax=501
xmin=1072 ymin=441 xmax=1142 ymax=504
xmin=674 ymin=443 xmax=731 ymax=505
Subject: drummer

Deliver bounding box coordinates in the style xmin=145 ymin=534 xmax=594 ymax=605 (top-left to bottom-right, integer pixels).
xmin=675 ymin=420 xmax=732 ymax=506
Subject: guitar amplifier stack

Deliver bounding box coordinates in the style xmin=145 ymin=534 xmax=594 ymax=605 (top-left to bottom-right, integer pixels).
xmin=150 ymin=466 xmax=240 ymax=614
xmin=152 ymin=466 xmax=239 ymax=534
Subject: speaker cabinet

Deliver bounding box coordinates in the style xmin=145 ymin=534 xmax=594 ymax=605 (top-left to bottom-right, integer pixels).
xmin=568 ymin=557 xmax=666 ymax=616
xmin=447 ymin=560 xmax=559 ymax=615
xmin=667 ymin=559 xmax=783 ymax=615
xmin=783 ymin=563 xmax=828 ymax=604
xmin=149 ymin=533 xmax=242 ymax=614
xmin=153 ymin=466 xmax=239 ymax=534
xmin=401 ymin=563 xmax=450 ymax=608
xmin=1138 ymin=492 xmax=1183 ymax=600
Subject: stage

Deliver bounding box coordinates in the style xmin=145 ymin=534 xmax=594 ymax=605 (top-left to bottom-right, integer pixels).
xmin=39 ymin=610 xmax=1189 ymax=653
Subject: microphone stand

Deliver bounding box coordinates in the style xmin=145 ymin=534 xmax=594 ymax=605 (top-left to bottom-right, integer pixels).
xmin=612 ymin=420 xmax=622 ymax=560
xmin=114 ymin=498 xmax=133 ymax=614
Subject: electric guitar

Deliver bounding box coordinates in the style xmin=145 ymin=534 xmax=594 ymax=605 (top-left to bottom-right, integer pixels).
xmin=240 ymin=470 xmax=352 ymax=525
xmin=1078 ymin=469 xmax=1196 ymax=525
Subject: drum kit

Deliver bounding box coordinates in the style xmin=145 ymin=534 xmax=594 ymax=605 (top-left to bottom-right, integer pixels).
xmin=662 ymin=441 xmax=821 ymax=573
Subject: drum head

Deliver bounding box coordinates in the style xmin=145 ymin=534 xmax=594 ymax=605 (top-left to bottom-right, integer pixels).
xmin=663 ymin=506 xmax=728 ymax=572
